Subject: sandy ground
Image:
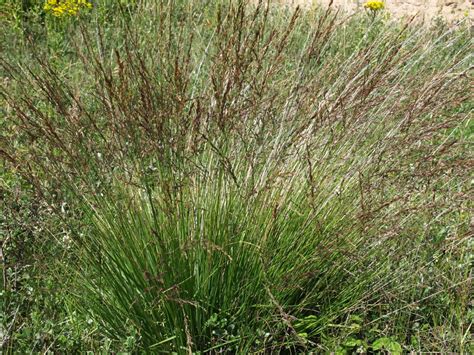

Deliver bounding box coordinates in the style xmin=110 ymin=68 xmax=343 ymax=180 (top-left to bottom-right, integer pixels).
xmin=267 ymin=0 xmax=474 ymax=22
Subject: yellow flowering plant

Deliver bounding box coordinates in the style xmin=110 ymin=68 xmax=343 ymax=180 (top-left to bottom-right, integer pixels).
xmin=44 ymin=0 xmax=93 ymax=17
xmin=363 ymin=0 xmax=385 ymax=11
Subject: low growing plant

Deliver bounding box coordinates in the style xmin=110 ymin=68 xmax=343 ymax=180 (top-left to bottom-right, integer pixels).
xmin=1 ymin=0 xmax=472 ymax=352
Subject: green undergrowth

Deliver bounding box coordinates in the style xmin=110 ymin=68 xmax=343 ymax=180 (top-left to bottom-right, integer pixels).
xmin=1 ymin=0 xmax=472 ymax=352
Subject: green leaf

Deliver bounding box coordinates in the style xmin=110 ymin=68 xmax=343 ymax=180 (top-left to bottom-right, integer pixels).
xmin=344 ymin=337 xmax=363 ymax=348
xmin=372 ymin=337 xmax=402 ymax=354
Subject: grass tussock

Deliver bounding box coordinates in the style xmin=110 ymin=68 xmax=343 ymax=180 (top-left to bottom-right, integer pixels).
xmin=1 ymin=0 xmax=473 ymax=352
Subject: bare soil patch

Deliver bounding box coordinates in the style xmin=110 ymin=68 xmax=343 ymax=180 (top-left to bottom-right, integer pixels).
xmin=268 ymin=0 xmax=473 ymax=22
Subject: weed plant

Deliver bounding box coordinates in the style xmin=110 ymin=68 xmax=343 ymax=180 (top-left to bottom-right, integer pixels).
xmin=1 ymin=0 xmax=472 ymax=352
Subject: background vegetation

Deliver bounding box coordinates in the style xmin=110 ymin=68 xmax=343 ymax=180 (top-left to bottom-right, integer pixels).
xmin=1 ymin=0 xmax=472 ymax=352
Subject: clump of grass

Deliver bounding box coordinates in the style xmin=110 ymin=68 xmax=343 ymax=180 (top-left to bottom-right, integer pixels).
xmin=1 ymin=0 xmax=472 ymax=352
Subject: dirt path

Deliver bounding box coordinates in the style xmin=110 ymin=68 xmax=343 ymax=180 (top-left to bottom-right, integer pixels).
xmin=269 ymin=0 xmax=474 ymax=22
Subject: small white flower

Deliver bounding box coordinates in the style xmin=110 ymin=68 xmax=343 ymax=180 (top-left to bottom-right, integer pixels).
xmin=62 ymin=233 xmax=72 ymax=248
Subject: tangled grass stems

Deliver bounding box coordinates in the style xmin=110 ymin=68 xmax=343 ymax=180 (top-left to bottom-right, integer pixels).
xmin=1 ymin=0 xmax=472 ymax=352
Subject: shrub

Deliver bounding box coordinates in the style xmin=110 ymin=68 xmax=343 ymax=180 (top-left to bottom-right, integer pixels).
xmin=1 ymin=1 xmax=472 ymax=352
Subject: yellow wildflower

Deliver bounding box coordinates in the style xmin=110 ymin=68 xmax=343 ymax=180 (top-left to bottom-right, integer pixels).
xmin=44 ymin=0 xmax=93 ymax=17
xmin=363 ymin=0 xmax=385 ymax=11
